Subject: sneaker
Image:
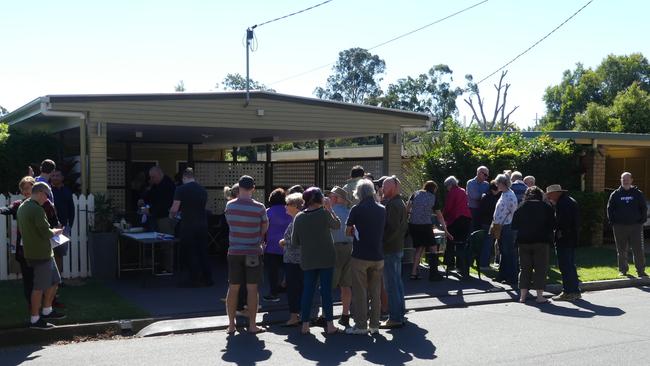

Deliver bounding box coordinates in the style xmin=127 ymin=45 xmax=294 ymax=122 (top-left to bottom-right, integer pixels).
xmin=262 ymin=295 xmax=280 ymax=303
xmin=30 ymin=318 xmax=55 ymax=330
xmin=338 ymin=314 xmax=350 ymax=328
xmin=638 ymin=271 xmax=648 ymax=277
xmin=311 ymin=317 xmax=327 ymax=329
xmin=369 ymin=327 xmax=379 ymax=334
xmin=345 ymin=326 xmax=368 ymax=335
xmin=41 ymin=310 xmax=66 ymax=320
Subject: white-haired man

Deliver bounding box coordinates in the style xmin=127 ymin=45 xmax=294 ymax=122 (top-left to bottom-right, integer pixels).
xmin=607 ymin=172 xmax=647 ymax=277
xmin=510 ymin=171 xmax=527 ymax=203
xmin=467 ymin=166 xmax=490 ymax=231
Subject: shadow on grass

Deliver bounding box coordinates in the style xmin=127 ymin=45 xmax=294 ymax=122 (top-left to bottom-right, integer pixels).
xmin=282 ymin=321 xmax=436 ymax=366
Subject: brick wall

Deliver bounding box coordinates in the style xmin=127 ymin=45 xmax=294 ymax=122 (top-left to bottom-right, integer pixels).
xmin=585 ymin=147 xmax=606 ymax=193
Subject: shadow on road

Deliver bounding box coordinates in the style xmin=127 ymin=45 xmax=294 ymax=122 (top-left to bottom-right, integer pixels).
xmin=282 ymin=321 xmax=436 ymax=366
xmin=536 ymin=298 xmax=625 ymax=318
xmin=0 ymin=345 xmax=43 ymax=366
xmin=221 ymin=333 xmax=272 ymax=366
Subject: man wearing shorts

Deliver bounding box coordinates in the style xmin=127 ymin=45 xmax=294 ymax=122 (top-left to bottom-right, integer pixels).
xmin=17 ymin=182 xmax=65 ymax=329
xmin=224 ymin=175 xmax=268 ymax=334
xmin=327 ymin=186 xmax=353 ymax=328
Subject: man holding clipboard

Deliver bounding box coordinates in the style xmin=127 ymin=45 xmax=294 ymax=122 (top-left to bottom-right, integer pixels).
xmin=17 ymin=182 xmax=66 ymax=329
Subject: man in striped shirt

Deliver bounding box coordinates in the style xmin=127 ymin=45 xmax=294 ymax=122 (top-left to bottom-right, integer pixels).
xmin=224 ymin=175 xmax=268 ymax=334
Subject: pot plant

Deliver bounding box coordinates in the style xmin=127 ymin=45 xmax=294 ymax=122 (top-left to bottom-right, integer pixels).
xmin=88 ymin=193 xmax=118 ymax=280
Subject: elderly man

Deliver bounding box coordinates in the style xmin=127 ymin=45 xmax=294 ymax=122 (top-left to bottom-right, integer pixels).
xmin=224 ymin=175 xmax=268 ymax=334
xmin=546 ymin=184 xmax=581 ymax=301
xmin=510 ymin=171 xmax=528 ymax=203
xmin=607 ymin=172 xmax=647 ymax=277
xmin=467 ymin=166 xmax=490 ymax=231
xmin=326 ymin=186 xmax=354 ymax=328
xmin=144 ymin=166 xmax=176 ymax=233
xmin=18 ymin=182 xmax=65 ymax=329
xmin=380 ymin=176 xmax=408 ymax=328
xmin=523 ymin=175 xmax=536 ymax=188
xmin=346 ymin=180 xmax=386 ymax=335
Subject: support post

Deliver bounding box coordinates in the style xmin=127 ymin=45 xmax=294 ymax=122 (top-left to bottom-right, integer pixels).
xmin=383 ymin=133 xmax=390 ymax=176
xmin=187 ymin=144 xmax=194 ymax=167
xmin=265 ymin=144 xmax=272 ymax=203
xmin=125 ymin=142 xmax=132 ymax=212
xmin=318 ymin=139 xmax=325 ymax=188
xmin=232 ymin=147 xmax=238 ymax=162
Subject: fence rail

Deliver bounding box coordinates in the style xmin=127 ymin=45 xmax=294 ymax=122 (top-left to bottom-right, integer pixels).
xmin=0 ymin=194 xmax=94 ymax=281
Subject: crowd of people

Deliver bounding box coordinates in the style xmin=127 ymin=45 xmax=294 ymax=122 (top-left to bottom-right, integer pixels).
xmin=4 ymin=157 xmax=647 ymax=334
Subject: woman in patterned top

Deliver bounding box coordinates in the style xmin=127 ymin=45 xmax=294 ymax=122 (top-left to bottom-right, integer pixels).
xmin=279 ymin=193 xmax=304 ymax=327
xmin=491 ymin=173 xmax=520 ymax=286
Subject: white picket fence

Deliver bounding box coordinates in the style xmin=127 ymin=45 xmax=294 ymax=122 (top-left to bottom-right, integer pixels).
xmin=0 ymin=194 xmax=95 ymax=281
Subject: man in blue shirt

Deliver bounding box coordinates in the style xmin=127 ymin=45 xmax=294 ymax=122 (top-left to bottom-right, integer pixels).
xmin=466 ymin=166 xmax=490 ymax=231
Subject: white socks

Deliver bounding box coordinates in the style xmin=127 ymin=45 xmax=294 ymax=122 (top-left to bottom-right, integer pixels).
xmin=31 ymin=315 xmax=40 ymax=324
xmin=42 ymin=307 xmax=53 ymax=316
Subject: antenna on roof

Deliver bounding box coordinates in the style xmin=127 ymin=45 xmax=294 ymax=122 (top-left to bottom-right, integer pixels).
xmin=245 ymin=27 xmax=255 ymax=107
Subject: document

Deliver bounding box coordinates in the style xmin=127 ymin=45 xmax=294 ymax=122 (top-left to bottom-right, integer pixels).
xmin=50 ymin=234 xmax=71 ymax=248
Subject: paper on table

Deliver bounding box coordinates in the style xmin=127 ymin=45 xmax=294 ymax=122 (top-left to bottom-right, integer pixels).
xmin=50 ymin=234 xmax=71 ymax=248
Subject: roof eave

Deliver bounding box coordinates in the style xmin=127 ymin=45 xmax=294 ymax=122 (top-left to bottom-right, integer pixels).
xmin=1 ymin=97 xmax=45 ymax=126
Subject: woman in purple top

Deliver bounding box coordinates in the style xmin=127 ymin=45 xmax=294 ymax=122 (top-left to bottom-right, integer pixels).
xmin=263 ymin=188 xmax=292 ymax=302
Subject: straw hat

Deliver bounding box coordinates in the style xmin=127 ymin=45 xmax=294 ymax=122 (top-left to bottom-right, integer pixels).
xmin=545 ymin=184 xmax=567 ymax=194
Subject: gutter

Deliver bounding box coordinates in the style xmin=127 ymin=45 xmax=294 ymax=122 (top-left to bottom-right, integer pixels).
xmin=40 ymin=97 xmax=86 ymax=120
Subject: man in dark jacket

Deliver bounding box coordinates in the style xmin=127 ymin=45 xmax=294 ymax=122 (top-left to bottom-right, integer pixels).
xmin=607 ymin=172 xmax=647 ymax=277
xmin=546 ymin=184 xmax=581 ymax=302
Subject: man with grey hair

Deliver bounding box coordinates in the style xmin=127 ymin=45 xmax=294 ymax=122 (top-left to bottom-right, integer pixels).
xmin=607 ymin=172 xmax=647 ymax=277
xmin=510 ymin=171 xmax=527 ymax=203
xmin=380 ymin=176 xmax=408 ymax=328
xmin=523 ymin=175 xmax=536 ymax=188
xmin=467 ymin=166 xmax=490 ymax=231
xmin=346 ymin=180 xmax=386 ymax=335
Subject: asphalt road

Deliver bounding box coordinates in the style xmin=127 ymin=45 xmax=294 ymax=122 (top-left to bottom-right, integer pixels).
xmin=3 ymin=286 xmax=650 ymax=366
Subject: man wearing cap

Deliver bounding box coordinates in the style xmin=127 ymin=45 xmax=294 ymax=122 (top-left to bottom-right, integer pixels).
xmin=343 ymin=165 xmax=365 ymax=207
xmin=224 ymin=175 xmax=268 ymax=334
xmin=467 ymin=166 xmax=490 ymax=231
xmin=607 ymin=172 xmax=647 ymax=277
xmin=546 ymin=184 xmax=581 ymax=301
xmin=326 ymin=186 xmax=354 ymax=328
xmin=380 ymin=176 xmax=408 ymax=328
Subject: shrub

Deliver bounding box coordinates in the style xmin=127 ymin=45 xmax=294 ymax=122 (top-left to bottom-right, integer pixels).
xmin=571 ymin=191 xmax=608 ymax=246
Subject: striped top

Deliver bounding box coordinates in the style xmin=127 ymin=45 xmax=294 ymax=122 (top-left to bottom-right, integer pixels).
xmin=225 ymin=197 xmax=268 ymax=255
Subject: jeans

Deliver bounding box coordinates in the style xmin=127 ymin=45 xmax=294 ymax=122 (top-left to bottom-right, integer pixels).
xmin=383 ymin=252 xmax=405 ymax=323
xmin=264 ymin=253 xmax=284 ymax=296
xmin=497 ymin=224 xmax=518 ymax=286
xmin=480 ymin=224 xmax=494 ymax=267
xmin=301 ymin=268 xmax=334 ymax=323
xmin=285 ymin=263 xmax=303 ymax=314
xmin=470 ymin=207 xmax=482 ymax=232
xmin=556 ymin=246 xmax=580 ymax=293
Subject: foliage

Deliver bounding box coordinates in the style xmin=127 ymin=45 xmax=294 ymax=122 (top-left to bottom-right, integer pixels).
xmin=404 ymin=120 xmax=580 ymax=198
xmin=575 ymin=103 xmax=622 ymax=132
xmin=174 ymin=80 xmax=186 ymax=92
xmin=377 ymin=64 xmax=463 ymax=128
xmin=574 ymin=82 xmax=650 ymax=133
xmin=91 ymin=193 xmax=115 ymax=233
xmin=570 ymin=191 xmax=608 ymax=247
xmin=314 ymin=47 xmax=385 ymax=105
xmin=0 ymin=125 xmax=58 ymax=194
xmin=219 ymin=73 xmax=275 ymax=92
xmin=540 ymin=53 xmax=650 ymax=130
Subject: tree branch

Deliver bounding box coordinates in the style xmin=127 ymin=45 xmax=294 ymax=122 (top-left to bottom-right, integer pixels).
xmin=464 ymin=97 xmax=483 ymax=129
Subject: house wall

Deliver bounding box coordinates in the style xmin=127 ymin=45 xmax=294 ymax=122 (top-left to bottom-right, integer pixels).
xmin=88 ymin=121 xmax=107 ymax=194
xmin=605 ymin=147 xmax=650 ymax=194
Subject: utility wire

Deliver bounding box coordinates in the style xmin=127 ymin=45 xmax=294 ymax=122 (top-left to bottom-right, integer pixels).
xmin=476 ymin=0 xmax=594 ymax=85
xmin=251 ymin=0 xmax=333 ymax=29
xmin=269 ymin=0 xmax=489 ymax=86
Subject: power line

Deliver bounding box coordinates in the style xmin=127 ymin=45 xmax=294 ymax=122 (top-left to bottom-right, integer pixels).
xmin=476 ymin=0 xmax=594 ymax=85
xmin=251 ymin=0 xmax=333 ymax=29
xmin=269 ymin=0 xmax=489 ymax=86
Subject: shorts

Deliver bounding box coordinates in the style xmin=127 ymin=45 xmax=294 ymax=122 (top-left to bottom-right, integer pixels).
xmin=27 ymin=257 xmax=61 ymax=291
xmin=228 ymin=254 xmax=263 ymax=285
xmin=332 ymin=243 xmax=353 ymax=288
xmin=409 ymin=224 xmax=435 ymax=248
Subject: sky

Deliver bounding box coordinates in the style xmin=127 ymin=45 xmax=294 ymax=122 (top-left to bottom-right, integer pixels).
xmin=2 ymin=0 xmax=648 ymax=128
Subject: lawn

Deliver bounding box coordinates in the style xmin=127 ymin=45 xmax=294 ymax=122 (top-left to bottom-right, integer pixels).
xmin=0 ymin=279 xmax=149 ymax=329
xmin=471 ymin=246 xmax=649 ymax=284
